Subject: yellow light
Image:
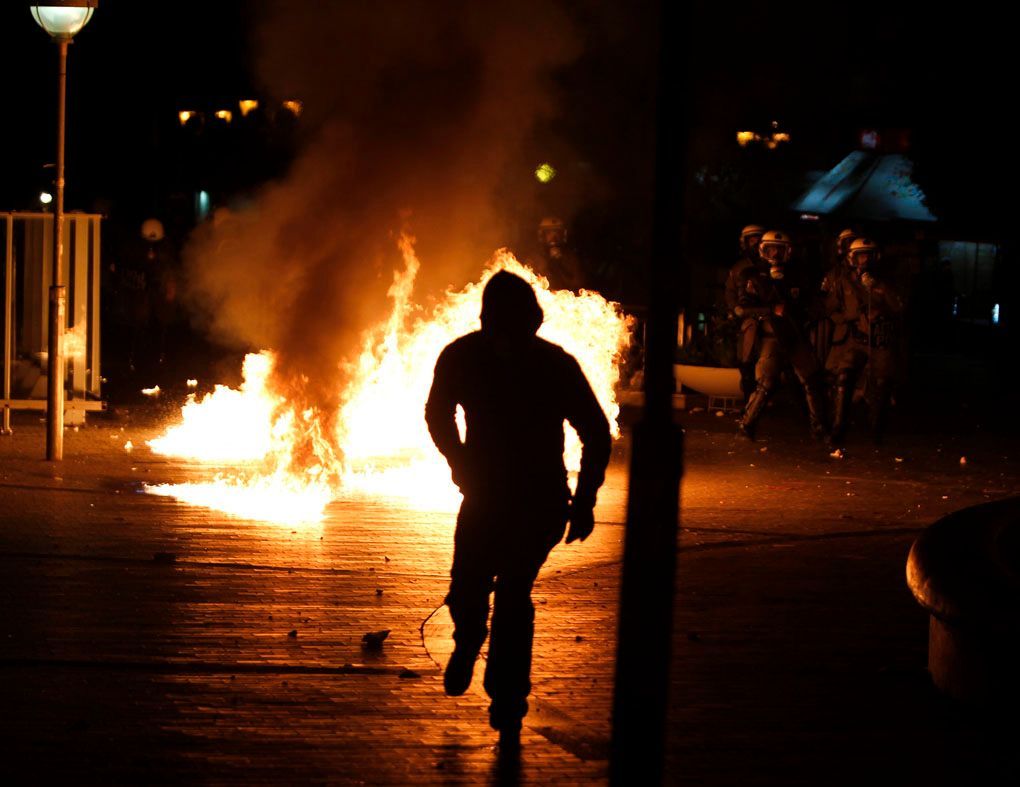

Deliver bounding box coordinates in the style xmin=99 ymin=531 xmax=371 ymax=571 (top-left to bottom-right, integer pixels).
xmin=282 ymin=100 xmax=303 ymax=117
xmin=215 ymin=110 xmax=233 ymax=123
xmin=178 ymin=110 xmax=197 ymax=126
xmin=239 ymin=99 xmax=259 ymax=117
xmin=772 ymin=132 xmax=791 ymax=144
xmin=736 ymin=131 xmax=758 ymax=147
xmin=535 ymin=162 xmax=557 ymax=183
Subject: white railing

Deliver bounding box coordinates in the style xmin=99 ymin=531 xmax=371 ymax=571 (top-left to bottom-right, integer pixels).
xmin=2 ymin=212 xmax=103 ymax=433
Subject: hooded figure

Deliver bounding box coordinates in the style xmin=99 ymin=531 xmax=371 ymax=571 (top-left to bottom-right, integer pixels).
xmin=425 ymin=270 xmax=611 ymax=747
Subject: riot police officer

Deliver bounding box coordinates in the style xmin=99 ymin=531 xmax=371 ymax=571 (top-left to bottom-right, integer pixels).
xmin=826 ymin=238 xmax=904 ymax=443
xmin=529 ymin=217 xmax=584 ymax=292
xmin=724 ymin=224 xmax=766 ymax=400
xmin=735 ymin=230 xmax=829 ymax=442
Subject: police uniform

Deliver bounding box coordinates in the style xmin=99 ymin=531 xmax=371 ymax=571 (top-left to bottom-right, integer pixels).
xmin=827 ymin=270 xmax=904 ymax=442
xmin=736 ymin=264 xmax=828 ymax=440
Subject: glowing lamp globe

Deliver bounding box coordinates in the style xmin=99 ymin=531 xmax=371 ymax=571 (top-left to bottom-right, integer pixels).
xmin=31 ymin=2 xmax=97 ymax=41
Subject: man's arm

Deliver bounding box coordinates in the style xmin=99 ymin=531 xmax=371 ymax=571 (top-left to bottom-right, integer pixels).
xmin=824 ymin=278 xmax=848 ymax=325
xmin=724 ymin=269 xmax=739 ymax=314
xmin=563 ymin=356 xmax=611 ymax=535
xmin=425 ymin=346 xmax=466 ymax=481
xmin=733 ymin=274 xmax=773 ymax=320
xmin=870 ymin=280 xmax=905 ymax=317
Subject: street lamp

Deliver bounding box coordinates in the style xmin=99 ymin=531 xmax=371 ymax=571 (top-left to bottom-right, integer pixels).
xmin=31 ymin=1 xmax=97 ymax=461
xmin=31 ymin=3 xmax=95 ymax=38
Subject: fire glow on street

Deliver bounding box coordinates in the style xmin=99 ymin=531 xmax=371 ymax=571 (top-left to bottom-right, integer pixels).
xmin=145 ymin=241 xmax=633 ymax=524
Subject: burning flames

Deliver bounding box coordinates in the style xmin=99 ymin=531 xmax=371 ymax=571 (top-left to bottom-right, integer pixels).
xmin=64 ymin=322 xmax=86 ymax=360
xmin=146 ymin=241 xmax=632 ymax=524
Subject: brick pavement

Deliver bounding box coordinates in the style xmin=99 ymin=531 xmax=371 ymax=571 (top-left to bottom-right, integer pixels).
xmin=1 ymin=407 xmax=1018 ymax=784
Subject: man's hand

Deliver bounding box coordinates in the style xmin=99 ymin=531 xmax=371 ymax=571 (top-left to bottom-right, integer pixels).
xmin=860 ymin=272 xmax=876 ymax=289
xmin=565 ymin=499 xmax=595 ymax=544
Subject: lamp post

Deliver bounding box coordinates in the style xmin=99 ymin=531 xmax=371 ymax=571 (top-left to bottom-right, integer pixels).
xmin=31 ymin=1 xmax=97 ymax=461
xmin=610 ymin=1 xmax=686 ymax=782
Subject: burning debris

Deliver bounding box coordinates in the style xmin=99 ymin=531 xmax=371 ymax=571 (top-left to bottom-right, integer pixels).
xmin=362 ymin=630 xmax=390 ymax=650
xmin=141 ymin=386 xmax=161 ymax=397
xmin=63 ymin=322 xmax=87 ymax=360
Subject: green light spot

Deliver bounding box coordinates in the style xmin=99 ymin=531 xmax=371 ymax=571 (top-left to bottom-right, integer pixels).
xmin=535 ymin=163 xmax=557 ymax=183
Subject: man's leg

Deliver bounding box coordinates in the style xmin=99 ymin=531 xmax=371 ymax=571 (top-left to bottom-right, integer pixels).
xmin=739 ymin=337 xmax=779 ymax=440
xmin=831 ymin=344 xmax=865 ymax=445
xmin=483 ymin=532 xmax=558 ymax=736
xmin=789 ymin=340 xmax=830 ymax=442
xmin=444 ymin=508 xmax=494 ymax=696
xmin=739 ymin=320 xmax=759 ymax=403
xmin=867 ymin=348 xmax=896 ymax=443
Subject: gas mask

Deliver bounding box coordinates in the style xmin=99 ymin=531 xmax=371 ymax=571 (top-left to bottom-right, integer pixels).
xmin=759 ymin=242 xmax=790 ymax=280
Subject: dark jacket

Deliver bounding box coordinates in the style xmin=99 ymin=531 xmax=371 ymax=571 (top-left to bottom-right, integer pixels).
xmin=425 ymin=330 xmax=611 ymax=508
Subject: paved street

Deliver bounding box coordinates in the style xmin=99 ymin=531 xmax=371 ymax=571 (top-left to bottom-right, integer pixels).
xmin=1 ymin=402 xmax=1018 ymax=784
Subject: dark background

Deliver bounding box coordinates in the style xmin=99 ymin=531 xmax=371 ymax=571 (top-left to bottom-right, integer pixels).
xmin=0 ymin=2 xmax=1011 ymax=378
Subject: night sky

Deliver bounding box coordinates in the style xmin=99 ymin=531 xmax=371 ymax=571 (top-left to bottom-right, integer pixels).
xmin=0 ymin=2 xmax=1007 ymax=234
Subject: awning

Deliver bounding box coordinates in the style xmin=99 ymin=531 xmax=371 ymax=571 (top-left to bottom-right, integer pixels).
xmin=791 ymin=151 xmax=937 ymax=223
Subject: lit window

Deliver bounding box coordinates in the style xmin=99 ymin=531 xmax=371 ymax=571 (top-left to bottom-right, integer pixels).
xmin=196 ymin=190 xmax=211 ymax=222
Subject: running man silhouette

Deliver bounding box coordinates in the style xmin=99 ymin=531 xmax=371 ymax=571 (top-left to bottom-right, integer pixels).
xmin=426 ymin=270 xmax=611 ymax=747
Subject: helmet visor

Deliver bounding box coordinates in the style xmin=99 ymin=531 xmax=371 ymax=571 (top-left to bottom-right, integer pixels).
xmin=851 ymin=250 xmax=876 ymax=269
xmin=759 ymin=242 xmax=789 ymax=264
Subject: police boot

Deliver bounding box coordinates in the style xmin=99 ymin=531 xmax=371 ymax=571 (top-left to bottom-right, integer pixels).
xmin=804 ymin=380 xmax=831 ymax=445
xmin=831 ymin=384 xmax=852 ymax=445
xmin=738 ymin=385 xmax=770 ymax=441
xmin=739 ymin=363 xmax=756 ymax=403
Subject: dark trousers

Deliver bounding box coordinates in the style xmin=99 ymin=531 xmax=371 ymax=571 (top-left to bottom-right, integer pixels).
xmin=446 ymin=496 xmax=566 ymax=727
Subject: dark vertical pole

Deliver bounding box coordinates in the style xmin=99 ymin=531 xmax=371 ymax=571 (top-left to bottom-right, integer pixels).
xmin=3 ymin=215 xmax=13 ymax=435
xmin=47 ymin=39 xmax=69 ymax=460
xmin=610 ymin=2 xmax=687 ymax=784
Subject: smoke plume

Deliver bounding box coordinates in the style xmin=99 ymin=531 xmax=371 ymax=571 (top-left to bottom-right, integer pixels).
xmin=184 ymin=1 xmax=580 ymax=433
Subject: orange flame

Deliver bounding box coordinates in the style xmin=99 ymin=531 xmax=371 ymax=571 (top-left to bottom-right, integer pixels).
xmin=63 ymin=321 xmax=87 ymax=360
xmin=146 ymin=241 xmax=632 ymax=523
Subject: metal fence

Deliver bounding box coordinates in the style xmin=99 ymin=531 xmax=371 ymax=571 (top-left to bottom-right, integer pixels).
xmin=2 ymin=212 xmax=103 ymax=432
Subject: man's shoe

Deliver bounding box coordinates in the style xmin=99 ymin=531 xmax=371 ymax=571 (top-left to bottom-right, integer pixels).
xmin=443 ymin=647 xmax=477 ymax=696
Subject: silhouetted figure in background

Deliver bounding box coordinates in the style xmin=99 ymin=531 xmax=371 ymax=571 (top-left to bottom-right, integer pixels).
xmin=724 ymin=224 xmax=765 ymax=401
xmin=526 ymin=217 xmax=585 ymax=292
xmin=735 ymin=230 xmax=830 ymax=443
xmin=425 ymin=271 xmax=611 ymax=750
xmin=826 ymin=238 xmax=905 ymax=444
